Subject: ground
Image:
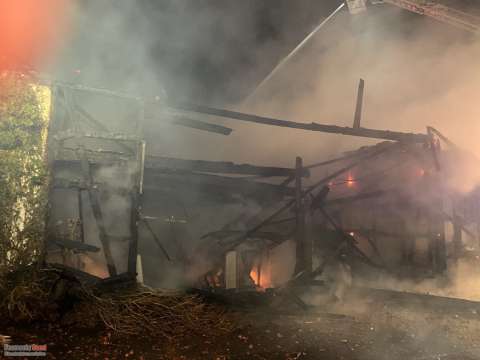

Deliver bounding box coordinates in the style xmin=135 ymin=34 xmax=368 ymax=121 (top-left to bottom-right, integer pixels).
xmin=3 ymin=288 xmax=480 ymax=360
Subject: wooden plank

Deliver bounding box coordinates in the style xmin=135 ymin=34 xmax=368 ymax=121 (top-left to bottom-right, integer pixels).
xmin=324 ymin=190 xmax=384 ymax=206
xmin=145 ymin=169 xmax=297 ymax=198
xmin=55 ymin=154 xmax=309 ymax=178
xmin=201 ymin=230 xmax=289 ymax=244
xmin=171 ymin=116 xmax=233 ymax=135
xmin=168 ymin=102 xmax=428 ymax=143
xmin=146 ymin=156 xmax=309 ymax=177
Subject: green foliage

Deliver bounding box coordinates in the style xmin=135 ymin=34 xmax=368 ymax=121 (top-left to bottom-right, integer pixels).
xmin=0 ymin=72 xmax=49 ymax=276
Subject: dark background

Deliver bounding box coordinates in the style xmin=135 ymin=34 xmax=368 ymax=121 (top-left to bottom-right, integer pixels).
xmin=56 ymin=0 xmax=478 ymax=105
xmin=55 ymin=0 xmax=347 ymax=103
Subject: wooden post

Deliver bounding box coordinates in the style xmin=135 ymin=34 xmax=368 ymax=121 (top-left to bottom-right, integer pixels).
xmin=77 ymin=190 xmax=85 ymax=244
xmin=452 ymin=210 xmax=463 ymax=262
xmin=127 ymin=191 xmax=139 ymax=275
xmin=425 ymin=129 xmax=447 ymax=273
xmin=434 ymin=213 xmax=447 ymax=273
xmin=79 ymin=149 xmax=117 ymax=277
xmin=127 ymin=140 xmax=145 ymax=275
xmin=136 ymin=254 xmax=144 ymax=284
xmin=475 ymin=195 xmax=480 ymax=248
xmin=294 ymin=157 xmax=310 ymax=275
xmin=225 ymin=251 xmax=239 ymax=289
xmin=353 ymin=79 xmax=364 ymax=129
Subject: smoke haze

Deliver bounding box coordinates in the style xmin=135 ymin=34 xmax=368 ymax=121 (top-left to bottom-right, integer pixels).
xmin=46 ymin=3 xmax=480 ymax=171
xmin=42 ymin=1 xmax=480 ymax=291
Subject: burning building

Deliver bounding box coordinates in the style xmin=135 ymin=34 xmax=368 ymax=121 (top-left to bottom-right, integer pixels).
xmin=40 ymin=78 xmax=480 ymax=301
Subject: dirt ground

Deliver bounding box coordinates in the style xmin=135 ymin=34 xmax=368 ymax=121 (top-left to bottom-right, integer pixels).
xmin=2 ymin=289 xmax=480 ymax=360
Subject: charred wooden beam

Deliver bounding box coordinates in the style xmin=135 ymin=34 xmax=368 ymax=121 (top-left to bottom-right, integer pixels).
xmin=78 ymin=190 xmax=85 ymax=244
xmin=195 ymin=145 xmax=398 ymax=284
xmin=310 ymin=186 xmax=330 ymax=214
xmin=352 ymin=78 xmax=364 ymax=129
xmin=305 ymin=152 xmax=362 ymax=169
xmin=74 ymin=103 xmax=136 ymax=155
xmin=442 ymin=211 xmax=476 ymax=239
xmin=146 ymin=156 xmax=309 ymax=177
xmin=427 ymin=126 xmax=457 ymax=148
xmin=128 ymin=142 xmax=145 ymax=274
xmin=53 ymin=130 xmax=140 ymax=143
xmin=70 ymin=85 xmax=232 ymax=136
xmin=452 ymin=212 xmax=463 ymax=262
xmin=201 ymin=230 xmax=289 ymax=244
xmin=221 ymin=142 xmax=399 ymax=254
xmin=145 ymin=169 xmax=297 ymax=198
xmin=128 ymin=191 xmax=140 ymax=274
xmin=317 ymin=207 xmax=383 ymax=270
xmin=324 ymin=190 xmax=385 ymax=206
xmin=55 ymin=152 xmax=309 ymax=178
xmin=139 ymin=216 xmax=171 ymax=261
xmin=170 ymin=116 xmax=233 ymax=135
xmin=51 ymin=82 xmax=428 ymax=142
xmin=49 ymin=238 xmax=100 ymax=253
xmin=79 ymin=149 xmax=117 ymax=276
xmin=168 ymin=102 xmax=428 ymax=143
xmin=294 ymin=157 xmax=310 ymax=275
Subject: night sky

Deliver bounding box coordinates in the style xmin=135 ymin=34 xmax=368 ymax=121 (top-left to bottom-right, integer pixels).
xmin=55 ymin=0 xmax=344 ymax=104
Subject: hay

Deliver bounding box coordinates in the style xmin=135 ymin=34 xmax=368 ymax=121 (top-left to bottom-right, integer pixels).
xmin=87 ymin=288 xmax=232 ymax=339
xmin=0 ymin=266 xmax=58 ymax=323
xmin=0 ymin=266 xmax=232 ymax=339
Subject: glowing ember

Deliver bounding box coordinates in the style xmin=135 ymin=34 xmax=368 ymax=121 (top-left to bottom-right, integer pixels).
xmin=346 ymin=172 xmax=355 ymax=187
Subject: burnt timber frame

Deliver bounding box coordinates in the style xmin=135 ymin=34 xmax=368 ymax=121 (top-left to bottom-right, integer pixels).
xmin=47 ymin=84 xmax=145 ymax=279
xmin=44 ymin=81 xmax=429 ymax=144
xmin=200 ymin=142 xmax=404 ymax=287
xmin=43 ymin=80 xmax=468 ymax=289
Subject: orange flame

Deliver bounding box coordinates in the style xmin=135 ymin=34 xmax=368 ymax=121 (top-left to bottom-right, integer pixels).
xmin=250 ymin=255 xmax=272 ymax=290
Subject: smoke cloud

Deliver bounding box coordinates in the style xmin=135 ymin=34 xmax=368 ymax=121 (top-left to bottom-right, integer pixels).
xmin=43 ymin=2 xmax=480 ymax=292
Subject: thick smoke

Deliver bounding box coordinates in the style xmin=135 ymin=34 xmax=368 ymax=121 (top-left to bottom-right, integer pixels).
xmin=49 ymin=3 xmax=480 ymax=167
xmin=45 ymin=2 xmax=480 ymax=292
xmin=245 ymin=5 xmax=480 ymax=167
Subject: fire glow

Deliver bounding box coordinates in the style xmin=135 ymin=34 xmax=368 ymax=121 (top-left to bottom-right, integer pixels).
xmin=346 ymin=172 xmax=355 ymax=187
xmin=0 ymin=0 xmax=69 ymax=70
xmin=249 ymin=256 xmax=272 ymax=289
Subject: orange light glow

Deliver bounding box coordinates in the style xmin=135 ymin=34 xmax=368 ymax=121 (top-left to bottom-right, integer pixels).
xmin=346 ymin=173 xmax=355 ymax=187
xmin=0 ymin=0 xmax=69 ymax=71
xmin=250 ymin=256 xmax=272 ymax=290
